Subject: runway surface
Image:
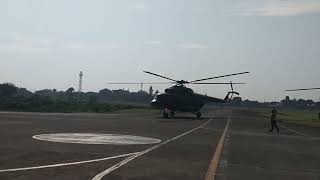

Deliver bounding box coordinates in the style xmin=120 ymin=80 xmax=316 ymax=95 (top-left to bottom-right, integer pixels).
xmin=0 ymin=107 xmax=319 ymax=180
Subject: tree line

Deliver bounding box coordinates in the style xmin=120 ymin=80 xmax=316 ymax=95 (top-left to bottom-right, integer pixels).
xmin=0 ymin=83 xmax=154 ymax=113
xmin=229 ymin=96 xmax=320 ymax=109
xmin=0 ymin=83 xmax=318 ymax=113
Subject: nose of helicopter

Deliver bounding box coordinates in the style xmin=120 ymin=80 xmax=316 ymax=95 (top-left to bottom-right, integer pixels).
xmin=151 ymin=94 xmax=160 ymax=107
xmin=151 ymin=97 xmax=159 ymax=106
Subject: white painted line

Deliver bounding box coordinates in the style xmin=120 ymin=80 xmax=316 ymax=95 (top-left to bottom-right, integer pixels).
xmin=91 ymin=119 xmax=214 ymax=180
xmin=201 ymin=127 xmax=222 ymax=132
xmin=279 ymin=124 xmax=309 ymax=137
xmin=0 ymin=152 xmax=139 ymax=173
xmin=33 ymin=133 xmax=161 ymax=145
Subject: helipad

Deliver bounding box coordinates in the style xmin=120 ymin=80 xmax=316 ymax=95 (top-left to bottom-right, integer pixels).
xmin=33 ymin=133 xmax=162 ymax=145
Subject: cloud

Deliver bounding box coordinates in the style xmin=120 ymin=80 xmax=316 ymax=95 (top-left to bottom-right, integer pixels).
xmin=0 ymin=35 xmax=53 ymax=53
xmin=135 ymin=2 xmax=147 ymax=10
xmin=133 ymin=2 xmax=148 ymax=13
xmin=0 ymin=33 xmax=118 ymax=53
xmin=144 ymin=41 xmax=161 ymax=47
xmin=62 ymin=41 xmax=119 ymax=50
xmin=177 ymin=43 xmax=209 ymax=49
xmin=0 ymin=42 xmax=49 ymax=53
xmin=226 ymin=0 xmax=320 ymax=16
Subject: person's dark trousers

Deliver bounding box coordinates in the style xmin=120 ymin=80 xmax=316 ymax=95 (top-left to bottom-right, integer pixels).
xmin=269 ymin=120 xmax=279 ymax=132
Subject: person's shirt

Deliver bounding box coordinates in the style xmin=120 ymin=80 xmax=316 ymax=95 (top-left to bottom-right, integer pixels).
xmin=271 ymin=109 xmax=277 ymax=120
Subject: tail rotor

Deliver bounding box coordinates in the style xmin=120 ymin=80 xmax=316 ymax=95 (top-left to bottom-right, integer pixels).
xmin=229 ymin=81 xmax=240 ymax=99
xmin=224 ymin=81 xmax=240 ymax=102
xmin=230 ymin=81 xmax=234 ymax=99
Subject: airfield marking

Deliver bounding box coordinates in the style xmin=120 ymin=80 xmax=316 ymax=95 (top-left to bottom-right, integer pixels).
xmin=90 ymin=119 xmax=214 ymax=180
xmin=205 ymin=116 xmax=230 ymax=180
xmin=0 ymin=152 xmax=140 ymax=173
xmin=279 ymin=124 xmax=309 ymax=137
xmin=33 ymin=133 xmax=162 ymax=145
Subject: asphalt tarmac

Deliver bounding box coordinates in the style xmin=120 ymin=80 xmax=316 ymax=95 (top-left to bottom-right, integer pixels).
xmin=0 ymin=107 xmax=319 ymax=180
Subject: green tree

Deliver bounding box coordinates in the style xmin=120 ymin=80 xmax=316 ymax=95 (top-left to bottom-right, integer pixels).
xmin=0 ymin=83 xmax=18 ymax=97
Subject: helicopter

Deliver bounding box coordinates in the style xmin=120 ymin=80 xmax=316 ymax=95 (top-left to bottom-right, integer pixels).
xmin=285 ymin=87 xmax=320 ymax=120
xmin=285 ymin=87 xmax=320 ymax=91
xmin=110 ymin=71 xmax=249 ymax=118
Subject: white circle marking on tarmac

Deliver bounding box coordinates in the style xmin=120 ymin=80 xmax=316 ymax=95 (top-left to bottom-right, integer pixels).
xmin=33 ymin=133 xmax=161 ymax=145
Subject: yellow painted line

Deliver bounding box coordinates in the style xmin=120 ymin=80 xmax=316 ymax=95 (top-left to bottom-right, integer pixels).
xmin=205 ymin=116 xmax=230 ymax=180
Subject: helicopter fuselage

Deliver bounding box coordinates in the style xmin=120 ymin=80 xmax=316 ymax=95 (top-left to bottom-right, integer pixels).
xmin=151 ymin=86 xmax=226 ymax=113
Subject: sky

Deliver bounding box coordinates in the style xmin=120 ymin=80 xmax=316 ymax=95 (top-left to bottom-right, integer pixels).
xmin=0 ymin=0 xmax=320 ymax=102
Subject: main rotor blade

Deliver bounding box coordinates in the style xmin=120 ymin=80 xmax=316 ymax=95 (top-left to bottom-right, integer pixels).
xmin=108 ymin=82 xmax=173 ymax=84
xmin=191 ymin=82 xmax=245 ymax=85
xmin=285 ymin=87 xmax=320 ymax=91
xmin=190 ymin=72 xmax=250 ymax=83
xmin=143 ymin=71 xmax=177 ymax=82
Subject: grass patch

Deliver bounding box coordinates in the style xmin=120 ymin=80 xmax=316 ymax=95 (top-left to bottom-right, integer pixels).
xmin=277 ymin=109 xmax=320 ymax=126
xmin=243 ymin=107 xmax=320 ymax=127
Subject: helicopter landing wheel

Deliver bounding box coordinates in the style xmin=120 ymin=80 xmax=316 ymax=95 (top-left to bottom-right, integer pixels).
xmin=196 ymin=112 xmax=202 ymax=119
xmin=170 ymin=111 xmax=175 ymax=117
xmin=162 ymin=111 xmax=169 ymax=118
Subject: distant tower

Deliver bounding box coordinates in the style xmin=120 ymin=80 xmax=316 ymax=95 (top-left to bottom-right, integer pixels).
xmin=78 ymin=71 xmax=83 ymax=92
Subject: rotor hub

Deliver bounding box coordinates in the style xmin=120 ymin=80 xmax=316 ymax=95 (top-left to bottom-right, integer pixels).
xmin=176 ymin=80 xmax=189 ymax=85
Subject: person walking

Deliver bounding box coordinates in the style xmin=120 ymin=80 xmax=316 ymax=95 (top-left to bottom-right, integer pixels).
xmin=269 ymin=107 xmax=279 ymax=133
